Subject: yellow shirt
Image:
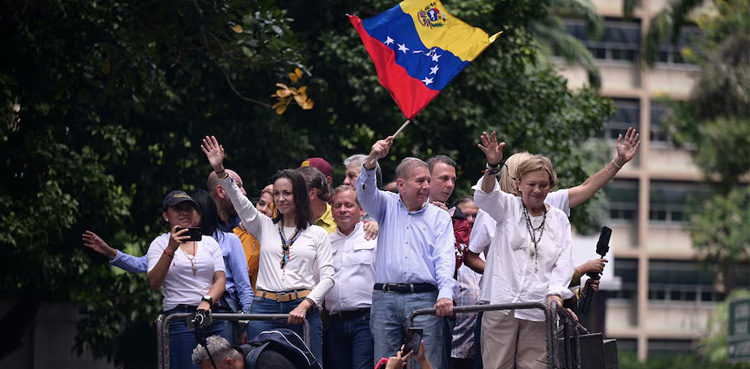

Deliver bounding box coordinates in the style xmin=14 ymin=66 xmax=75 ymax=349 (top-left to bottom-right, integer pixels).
xmin=233 ymin=227 xmax=260 ymax=290
xmin=316 ymin=203 xmax=337 ymax=234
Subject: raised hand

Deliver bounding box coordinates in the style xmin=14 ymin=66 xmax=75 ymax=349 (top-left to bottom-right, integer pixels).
xmin=614 ymin=127 xmax=641 ymax=166
xmin=478 ymin=131 xmax=506 ymax=166
xmin=365 ymin=136 xmax=394 ymax=170
xmin=201 ymin=136 xmax=226 ymax=173
xmin=82 ymin=231 xmax=117 ymax=260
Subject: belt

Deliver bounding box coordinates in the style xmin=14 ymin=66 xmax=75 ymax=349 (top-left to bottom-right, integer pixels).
xmin=255 ymin=289 xmax=311 ymax=302
xmin=332 ymin=308 xmax=370 ymax=320
xmin=169 ymin=304 xmax=199 ymax=312
xmin=373 ymin=283 xmax=437 ymax=293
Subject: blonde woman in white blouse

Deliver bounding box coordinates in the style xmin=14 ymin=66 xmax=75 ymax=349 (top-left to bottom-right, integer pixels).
xmin=201 ymin=136 xmax=333 ymax=364
xmin=474 ymin=132 xmax=574 ymax=369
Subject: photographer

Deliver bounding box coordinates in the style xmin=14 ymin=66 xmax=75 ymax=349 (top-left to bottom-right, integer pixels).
xmin=147 ymin=190 xmax=227 ymax=369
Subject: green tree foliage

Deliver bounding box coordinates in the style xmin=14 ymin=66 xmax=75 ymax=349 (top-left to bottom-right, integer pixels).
xmin=0 ymin=0 xmax=613 ymax=367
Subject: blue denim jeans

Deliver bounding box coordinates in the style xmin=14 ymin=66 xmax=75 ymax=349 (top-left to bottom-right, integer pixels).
xmin=473 ymin=312 xmax=483 ymax=369
xmin=325 ymin=312 xmax=374 ymax=369
xmin=246 ymin=296 xmax=323 ymax=365
xmin=370 ymin=290 xmax=445 ymax=369
xmin=165 ymin=307 xmax=225 ymax=369
xmin=217 ymin=293 xmax=243 ymax=344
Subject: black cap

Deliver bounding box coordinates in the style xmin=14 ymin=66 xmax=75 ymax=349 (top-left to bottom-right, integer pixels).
xmin=162 ymin=190 xmax=199 ymax=210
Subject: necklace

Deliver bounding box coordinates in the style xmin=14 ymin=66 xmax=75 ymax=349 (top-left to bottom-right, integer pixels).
xmin=522 ymin=204 xmax=546 ymax=273
xmin=181 ymin=242 xmax=197 ymax=275
xmin=277 ymin=223 xmax=301 ymax=269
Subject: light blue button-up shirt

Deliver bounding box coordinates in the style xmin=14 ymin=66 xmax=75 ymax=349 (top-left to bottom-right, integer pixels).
xmin=356 ymin=166 xmax=457 ymax=301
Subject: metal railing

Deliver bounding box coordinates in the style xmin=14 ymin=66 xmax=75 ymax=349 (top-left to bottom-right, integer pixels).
xmin=407 ymin=301 xmax=582 ymax=369
xmin=156 ymin=313 xmax=311 ymax=369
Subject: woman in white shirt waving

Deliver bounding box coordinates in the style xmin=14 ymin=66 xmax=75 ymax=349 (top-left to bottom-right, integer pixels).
xmin=201 ymin=136 xmax=333 ymax=364
xmin=474 ymin=132 xmax=574 ymax=369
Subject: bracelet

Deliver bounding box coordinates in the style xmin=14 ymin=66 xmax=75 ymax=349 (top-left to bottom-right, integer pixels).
xmin=604 ymin=166 xmax=615 ymax=178
xmin=610 ymin=159 xmax=622 ymax=170
xmin=304 ymin=297 xmax=317 ymax=309
xmin=216 ymin=171 xmax=229 ymax=180
xmin=482 ymin=162 xmax=502 ymax=175
xmin=163 ymin=249 xmax=174 ymax=258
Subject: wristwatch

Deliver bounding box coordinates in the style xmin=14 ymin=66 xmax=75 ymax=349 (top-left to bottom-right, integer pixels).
xmin=201 ymin=295 xmax=213 ymax=306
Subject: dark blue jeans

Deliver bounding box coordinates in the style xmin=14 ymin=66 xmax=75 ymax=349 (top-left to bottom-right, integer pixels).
xmin=370 ymin=290 xmax=445 ymax=369
xmin=325 ymin=312 xmax=374 ymax=369
xmin=246 ymin=296 xmax=323 ymax=365
xmin=165 ymin=307 xmax=225 ymax=369
xmin=473 ymin=312 xmax=483 ymax=369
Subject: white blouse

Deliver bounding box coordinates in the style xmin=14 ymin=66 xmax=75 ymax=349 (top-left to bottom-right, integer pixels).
xmin=220 ymin=176 xmax=334 ymax=306
xmin=473 ymin=178 xmax=573 ymax=321
xmin=147 ymin=233 xmax=225 ymax=311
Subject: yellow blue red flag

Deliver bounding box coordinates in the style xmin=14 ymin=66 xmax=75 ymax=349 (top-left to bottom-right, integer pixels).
xmin=349 ymin=0 xmax=501 ymax=119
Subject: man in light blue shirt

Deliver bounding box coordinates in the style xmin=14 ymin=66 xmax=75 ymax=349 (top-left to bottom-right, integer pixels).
xmin=356 ymin=136 xmax=457 ymax=369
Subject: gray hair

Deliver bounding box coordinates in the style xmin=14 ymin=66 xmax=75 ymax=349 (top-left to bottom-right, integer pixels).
xmin=344 ymin=154 xmax=383 ymax=187
xmin=395 ymin=157 xmax=429 ymax=181
xmin=191 ymin=335 xmax=241 ymax=365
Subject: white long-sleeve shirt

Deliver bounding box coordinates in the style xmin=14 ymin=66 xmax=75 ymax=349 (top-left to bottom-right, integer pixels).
xmin=473 ymin=178 xmax=573 ymax=321
xmin=219 ymin=176 xmax=334 ymax=307
xmin=324 ymin=222 xmax=377 ymax=314
xmin=469 ymin=189 xmax=570 ymax=303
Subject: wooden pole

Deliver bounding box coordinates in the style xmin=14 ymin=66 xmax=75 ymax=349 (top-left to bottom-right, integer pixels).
xmin=392 ymin=119 xmax=411 ymax=138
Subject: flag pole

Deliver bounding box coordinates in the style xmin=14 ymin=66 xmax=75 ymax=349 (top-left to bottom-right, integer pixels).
xmin=392 ymin=119 xmax=411 ymax=139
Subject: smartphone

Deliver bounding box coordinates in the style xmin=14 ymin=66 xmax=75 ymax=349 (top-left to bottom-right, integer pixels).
xmin=402 ymin=328 xmax=423 ymax=356
xmin=177 ymin=227 xmax=203 ymax=241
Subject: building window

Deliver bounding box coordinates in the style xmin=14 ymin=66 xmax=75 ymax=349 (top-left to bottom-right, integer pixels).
xmin=649 ymin=181 xmax=710 ymax=225
xmin=650 ymin=103 xmax=671 ymax=145
xmin=565 ymin=19 xmax=641 ymax=63
xmin=656 ymin=27 xmax=701 ymax=67
xmin=648 ymin=260 xmax=717 ymax=302
xmin=613 ymin=258 xmax=638 ymax=300
xmin=605 ymin=99 xmax=640 ymax=140
xmin=604 ymin=180 xmax=638 ymax=223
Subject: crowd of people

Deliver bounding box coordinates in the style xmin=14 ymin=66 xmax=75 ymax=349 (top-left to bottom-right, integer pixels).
xmin=83 ymin=128 xmax=640 ymax=369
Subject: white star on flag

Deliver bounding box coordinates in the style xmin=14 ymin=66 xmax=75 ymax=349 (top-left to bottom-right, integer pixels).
xmin=413 ymin=50 xmax=424 ymax=54
xmin=398 ymin=43 xmax=409 ymax=53
xmin=421 ymin=77 xmax=434 ymax=86
xmin=431 ymin=53 xmax=441 ymax=62
xmin=430 ymin=65 xmax=439 ymax=75
xmin=384 ymin=36 xmax=394 ymax=46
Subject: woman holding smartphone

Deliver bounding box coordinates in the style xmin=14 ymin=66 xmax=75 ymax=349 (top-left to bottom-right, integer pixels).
xmin=201 ymin=136 xmax=334 ymax=364
xmin=146 ymin=190 xmax=226 ymax=369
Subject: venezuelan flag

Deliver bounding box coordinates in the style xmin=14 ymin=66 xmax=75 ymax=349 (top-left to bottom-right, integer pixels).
xmin=350 ymin=0 xmax=500 ymax=120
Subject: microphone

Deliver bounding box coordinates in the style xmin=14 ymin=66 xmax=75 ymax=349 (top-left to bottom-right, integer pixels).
xmin=580 ymin=226 xmax=611 ymax=314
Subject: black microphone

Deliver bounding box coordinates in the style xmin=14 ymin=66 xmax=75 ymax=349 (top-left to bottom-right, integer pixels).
xmin=581 ymin=226 xmax=611 ymax=313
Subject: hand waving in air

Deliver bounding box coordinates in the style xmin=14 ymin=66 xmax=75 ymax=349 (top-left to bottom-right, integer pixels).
xmin=201 ymin=136 xmax=226 ymax=173
xmin=614 ymin=127 xmax=641 ymax=167
xmin=478 ymin=131 xmax=506 ymax=166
